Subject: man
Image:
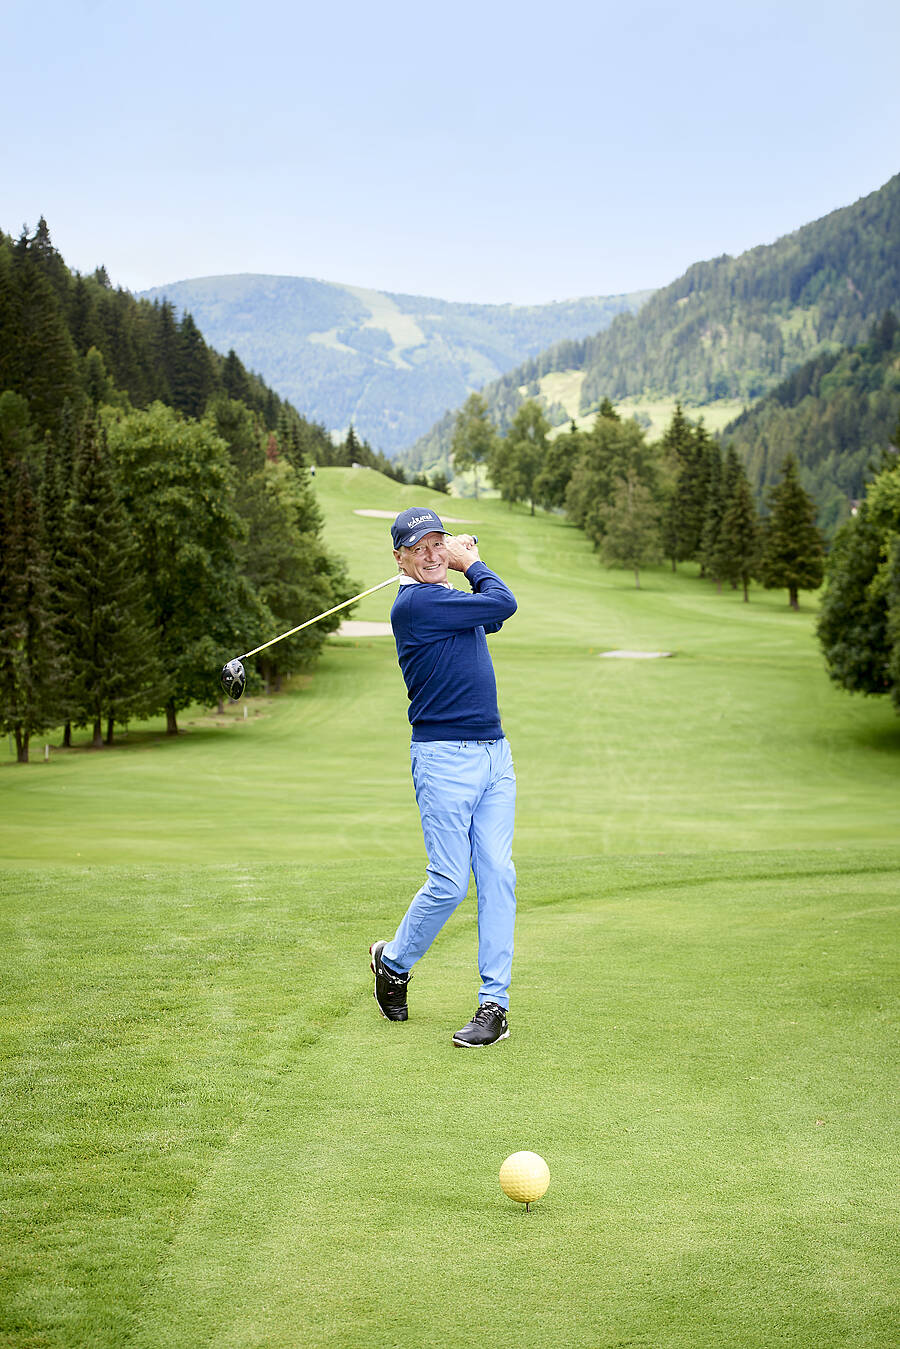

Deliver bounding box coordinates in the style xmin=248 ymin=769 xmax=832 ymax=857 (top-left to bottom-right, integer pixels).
xmin=369 ymin=506 xmax=519 ymax=1047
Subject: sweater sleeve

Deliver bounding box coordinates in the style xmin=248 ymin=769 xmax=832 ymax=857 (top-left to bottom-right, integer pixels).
xmin=406 ymin=561 xmax=516 ymax=642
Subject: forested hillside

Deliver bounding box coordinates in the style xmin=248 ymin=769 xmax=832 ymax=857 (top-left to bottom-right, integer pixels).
xmin=0 ymin=220 xmax=315 ymax=442
xmin=0 ymin=221 xmax=359 ymax=759
xmin=139 ymin=274 xmax=652 ymax=456
xmin=722 ymin=312 xmax=900 ymax=532
xmin=405 ymin=174 xmax=900 ymax=473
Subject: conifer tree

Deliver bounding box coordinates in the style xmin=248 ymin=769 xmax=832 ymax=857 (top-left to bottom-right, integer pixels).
xmin=817 ymin=502 xmax=892 ymax=697
xmin=714 ymin=458 xmax=760 ymax=600
xmin=149 ymin=299 xmax=178 ymax=404
xmin=41 ymin=402 xmax=80 ymax=744
xmin=660 ymin=403 xmax=703 ymax=568
xmin=173 ymin=313 xmax=215 ymax=418
xmin=83 ymin=347 xmax=119 ymax=409
xmin=759 ymin=454 xmax=825 ymax=609
xmin=699 ymin=440 xmax=725 ymax=582
xmin=9 ymin=231 xmax=81 ymax=431
xmin=52 ymin=420 xmax=162 ymax=745
xmin=68 ymin=275 xmax=104 ymax=355
xmin=0 ymin=395 xmax=65 ymax=760
xmin=342 ymin=425 xmax=363 ymax=467
xmin=222 ymin=348 xmax=254 ymax=405
xmin=713 ymin=445 xmax=744 ymax=589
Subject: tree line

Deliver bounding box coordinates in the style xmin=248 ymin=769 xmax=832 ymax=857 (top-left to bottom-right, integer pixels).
xmin=0 ymin=221 xmax=359 ymax=762
xmin=721 ymin=311 xmax=900 ymax=532
xmin=818 ymin=440 xmax=900 ymax=715
xmin=451 ymin=393 xmax=826 ymax=604
xmin=405 ymin=173 xmax=900 ymax=473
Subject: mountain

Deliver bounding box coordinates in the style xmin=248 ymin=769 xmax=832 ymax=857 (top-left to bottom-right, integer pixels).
xmin=403 ymin=173 xmax=900 ymax=472
xmin=721 ymin=311 xmax=900 ymax=532
xmin=0 ymin=220 xmax=323 ymax=445
xmin=137 ymin=275 xmax=653 ymax=456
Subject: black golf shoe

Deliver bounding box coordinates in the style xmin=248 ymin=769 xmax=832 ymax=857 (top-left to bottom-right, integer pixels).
xmin=369 ymin=940 xmax=411 ymax=1021
xmin=452 ymin=1001 xmax=509 ymax=1047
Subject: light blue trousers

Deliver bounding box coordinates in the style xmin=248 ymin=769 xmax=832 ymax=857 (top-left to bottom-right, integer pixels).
xmin=384 ymin=738 xmax=517 ymax=1008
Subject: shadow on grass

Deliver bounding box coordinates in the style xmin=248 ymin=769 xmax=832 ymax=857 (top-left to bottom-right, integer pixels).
xmin=830 ymin=715 xmax=900 ymax=755
xmin=0 ymin=702 xmax=280 ymax=766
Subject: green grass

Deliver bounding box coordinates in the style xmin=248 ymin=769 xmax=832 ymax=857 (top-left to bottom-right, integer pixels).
xmin=541 ymin=383 xmax=747 ymax=441
xmin=2 ymin=469 xmax=898 ymax=1346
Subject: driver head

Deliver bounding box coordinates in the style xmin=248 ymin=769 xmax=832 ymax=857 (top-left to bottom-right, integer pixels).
xmin=221 ymin=658 xmax=246 ymax=701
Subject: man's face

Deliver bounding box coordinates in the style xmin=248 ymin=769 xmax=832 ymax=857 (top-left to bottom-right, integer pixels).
xmin=395 ymin=532 xmax=449 ymax=584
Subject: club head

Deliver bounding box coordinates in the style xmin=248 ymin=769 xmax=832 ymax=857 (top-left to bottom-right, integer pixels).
xmin=221 ymin=658 xmax=246 ymax=701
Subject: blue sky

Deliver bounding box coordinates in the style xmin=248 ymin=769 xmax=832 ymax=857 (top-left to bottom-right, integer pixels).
xmin=3 ymin=0 xmax=898 ymax=304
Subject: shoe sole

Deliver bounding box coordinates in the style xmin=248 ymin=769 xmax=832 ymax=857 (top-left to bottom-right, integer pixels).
xmin=452 ymin=1027 xmax=510 ymax=1047
xmin=369 ymin=940 xmax=407 ymax=1022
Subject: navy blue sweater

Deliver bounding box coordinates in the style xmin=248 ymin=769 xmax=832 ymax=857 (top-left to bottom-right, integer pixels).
xmin=390 ymin=560 xmax=517 ymax=741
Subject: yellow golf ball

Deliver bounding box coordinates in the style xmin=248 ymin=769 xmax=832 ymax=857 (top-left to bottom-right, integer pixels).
xmin=499 ymin=1151 xmax=550 ymax=1205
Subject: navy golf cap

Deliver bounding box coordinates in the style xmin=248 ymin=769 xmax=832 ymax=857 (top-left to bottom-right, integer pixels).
xmin=391 ymin=507 xmax=448 ymax=550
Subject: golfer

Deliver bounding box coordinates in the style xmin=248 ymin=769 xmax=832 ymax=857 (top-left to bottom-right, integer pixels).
xmin=370 ymin=507 xmax=518 ymax=1047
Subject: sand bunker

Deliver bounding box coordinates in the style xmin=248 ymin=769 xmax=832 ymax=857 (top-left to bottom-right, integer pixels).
xmin=599 ymin=650 xmax=672 ymax=659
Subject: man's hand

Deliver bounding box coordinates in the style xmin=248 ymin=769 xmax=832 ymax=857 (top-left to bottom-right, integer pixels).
xmin=445 ymin=534 xmax=481 ymax=573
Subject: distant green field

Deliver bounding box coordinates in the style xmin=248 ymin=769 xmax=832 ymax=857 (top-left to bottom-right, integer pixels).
xmin=2 ymin=469 xmax=898 ymax=1347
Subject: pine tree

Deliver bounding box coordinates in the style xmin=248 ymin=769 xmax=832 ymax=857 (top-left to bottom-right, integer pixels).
xmin=343 ymin=425 xmax=362 ymax=467
xmin=713 ymin=445 xmax=744 ymax=589
xmin=714 ymin=459 xmax=760 ymax=601
xmin=41 ymin=402 xmax=80 ymax=744
xmin=660 ymin=403 xmax=703 ymax=568
xmin=759 ymin=454 xmax=825 ymax=609
xmin=173 ymin=313 xmax=215 ymax=418
xmin=149 ymin=299 xmax=178 ymax=404
xmin=699 ymin=441 xmax=725 ymax=582
xmin=0 ymin=397 xmax=66 ymax=760
xmin=9 ymin=231 xmax=81 ymax=431
xmin=52 ymin=420 xmax=162 ymax=746
xmin=817 ymin=503 xmax=892 ymax=696
xmin=67 ymin=275 xmax=104 ymax=355
xmin=222 ymin=348 xmax=254 ymax=404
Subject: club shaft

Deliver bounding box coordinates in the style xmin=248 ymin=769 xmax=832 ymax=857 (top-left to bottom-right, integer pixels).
xmin=238 ymin=576 xmax=400 ymax=660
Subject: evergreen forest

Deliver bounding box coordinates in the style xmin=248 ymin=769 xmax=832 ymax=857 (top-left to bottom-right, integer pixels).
xmin=0 ymin=221 xmax=376 ymax=760
xmin=721 ymin=311 xmax=900 ymax=531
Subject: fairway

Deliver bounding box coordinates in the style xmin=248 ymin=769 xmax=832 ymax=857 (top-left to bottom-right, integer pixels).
xmin=2 ymin=470 xmax=898 ymax=1347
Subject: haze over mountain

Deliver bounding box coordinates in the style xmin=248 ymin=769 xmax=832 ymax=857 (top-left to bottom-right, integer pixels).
xmin=137 ymin=276 xmax=652 ymax=457
xmin=404 ymin=173 xmax=900 ymax=473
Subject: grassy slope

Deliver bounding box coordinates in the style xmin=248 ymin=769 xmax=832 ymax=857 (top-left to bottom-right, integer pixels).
xmin=2 ymin=469 xmax=898 ymax=1347
xmin=538 ymin=370 xmax=746 ymax=442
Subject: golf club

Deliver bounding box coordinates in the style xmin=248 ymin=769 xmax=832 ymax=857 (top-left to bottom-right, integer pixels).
xmin=221 ymin=575 xmax=402 ymax=701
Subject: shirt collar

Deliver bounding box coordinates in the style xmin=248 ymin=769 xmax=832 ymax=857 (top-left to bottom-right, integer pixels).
xmin=397 ymin=574 xmax=453 ymax=589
